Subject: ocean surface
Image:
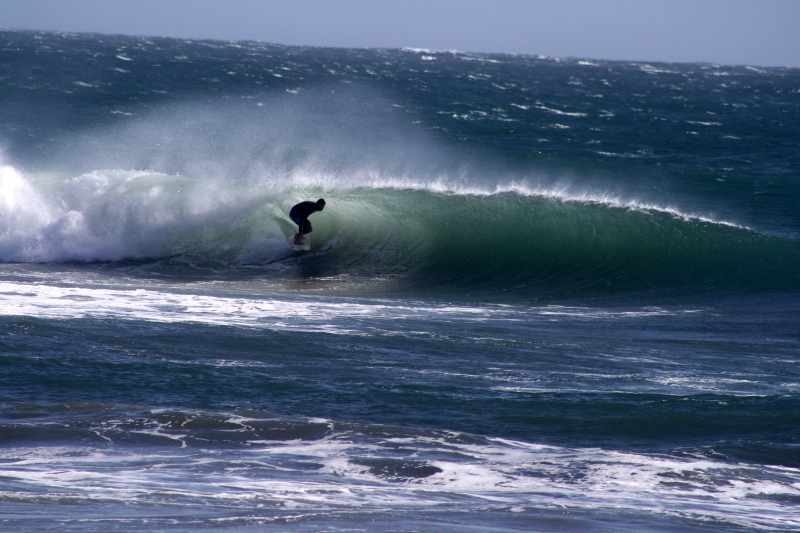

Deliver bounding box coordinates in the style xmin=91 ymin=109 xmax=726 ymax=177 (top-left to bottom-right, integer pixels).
xmin=1 ymin=29 xmax=799 ymax=532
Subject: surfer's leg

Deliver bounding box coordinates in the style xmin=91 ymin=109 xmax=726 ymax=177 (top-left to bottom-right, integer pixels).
xmin=290 ymin=214 xmax=300 ymax=233
xmin=294 ymin=220 xmax=312 ymax=243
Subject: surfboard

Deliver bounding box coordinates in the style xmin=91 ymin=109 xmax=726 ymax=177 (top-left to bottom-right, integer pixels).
xmin=288 ymin=234 xmax=310 ymax=251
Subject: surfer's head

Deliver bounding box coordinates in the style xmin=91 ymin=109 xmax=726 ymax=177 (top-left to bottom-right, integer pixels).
xmin=316 ymin=198 xmax=326 ymax=211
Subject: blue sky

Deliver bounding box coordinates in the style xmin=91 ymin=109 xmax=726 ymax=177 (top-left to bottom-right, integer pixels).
xmin=2 ymin=0 xmax=798 ymax=67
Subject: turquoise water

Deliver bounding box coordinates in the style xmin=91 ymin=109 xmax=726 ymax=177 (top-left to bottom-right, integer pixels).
xmin=1 ymin=30 xmax=799 ymax=532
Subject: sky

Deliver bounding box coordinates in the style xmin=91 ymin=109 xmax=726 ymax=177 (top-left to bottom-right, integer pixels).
xmin=1 ymin=0 xmax=799 ymax=67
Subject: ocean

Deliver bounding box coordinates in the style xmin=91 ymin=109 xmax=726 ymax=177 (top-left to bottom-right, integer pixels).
xmin=1 ymin=29 xmax=799 ymax=532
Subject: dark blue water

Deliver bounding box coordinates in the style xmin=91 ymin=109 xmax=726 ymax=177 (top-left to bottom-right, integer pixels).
xmin=1 ymin=30 xmax=799 ymax=532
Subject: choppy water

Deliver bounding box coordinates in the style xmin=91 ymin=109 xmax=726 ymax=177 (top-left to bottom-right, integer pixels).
xmin=1 ymin=30 xmax=799 ymax=532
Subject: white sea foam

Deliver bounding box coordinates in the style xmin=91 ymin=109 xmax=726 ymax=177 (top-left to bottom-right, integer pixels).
xmin=0 ymin=278 xmax=699 ymax=340
xmin=534 ymin=105 xmax=588 ymax=117
xmin=0 ymin=279 xmax=577 ymax=333
xmin=0 ymin=164 xmax=295 ymax=263
xmin=1 ymin=429 xmax=798 ymax=529
xmin=401 ymin=47 xmax=457 ymax=56
xmin=637 ymin=64 xmax=678 ymax=75
xmin=0 ymin=279 xmax=486 ymax=332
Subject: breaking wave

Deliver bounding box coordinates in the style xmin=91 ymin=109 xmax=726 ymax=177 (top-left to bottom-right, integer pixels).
xmin=2 ymin=160 xmax=798 ymax=298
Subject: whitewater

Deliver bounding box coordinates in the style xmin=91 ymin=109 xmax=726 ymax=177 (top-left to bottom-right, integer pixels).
xmin=1 ymin=29 xmax=799 ymax=532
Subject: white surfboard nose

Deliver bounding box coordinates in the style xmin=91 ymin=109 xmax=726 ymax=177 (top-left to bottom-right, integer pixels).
xmin=288 ymin=234 xmax=311 ymax=251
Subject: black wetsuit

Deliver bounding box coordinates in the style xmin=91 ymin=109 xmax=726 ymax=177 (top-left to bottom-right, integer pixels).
xmin=289 ymin=201 xmax=321 ymax=234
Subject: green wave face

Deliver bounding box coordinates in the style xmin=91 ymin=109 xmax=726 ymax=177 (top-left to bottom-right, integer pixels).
xmin=277 ymin=187 xmax=800 ymax=299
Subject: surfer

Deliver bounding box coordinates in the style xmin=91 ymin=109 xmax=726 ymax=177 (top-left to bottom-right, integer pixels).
xmin=290 ymin=199 xmax=325 ymax=244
